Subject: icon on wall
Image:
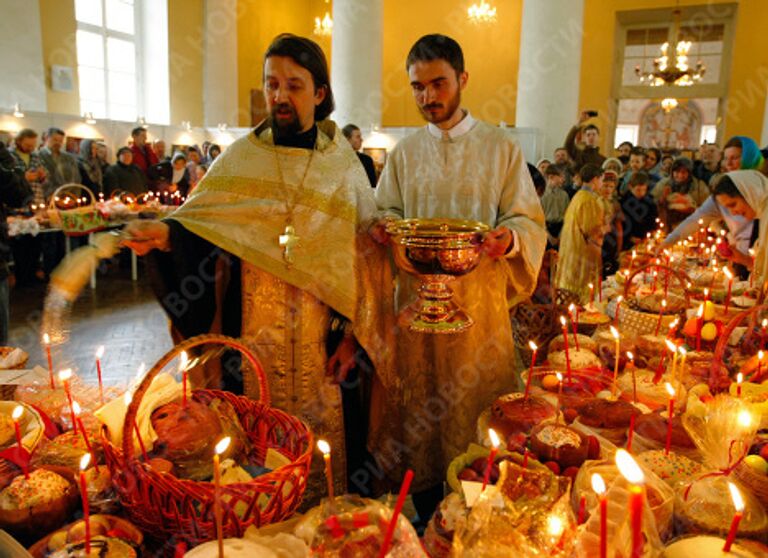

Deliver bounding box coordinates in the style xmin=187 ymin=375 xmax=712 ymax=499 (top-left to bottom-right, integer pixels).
xmin=51 ymin=65 xmax=75 ymax=93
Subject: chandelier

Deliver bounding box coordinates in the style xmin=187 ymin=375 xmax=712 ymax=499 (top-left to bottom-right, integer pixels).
xmin=314 ymin=12 xmax=333 ymax=36
xmin=468 ymin=1 xmax=497 ymax=24
xmin=635 ymin=9 xmax=705 ymax=86
xmin=661 ymin=98 xmax=678 ymax=113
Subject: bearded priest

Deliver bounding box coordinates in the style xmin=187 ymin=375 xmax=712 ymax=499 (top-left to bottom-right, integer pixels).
xmin=123 ymin=34 xmax=395 ymax=505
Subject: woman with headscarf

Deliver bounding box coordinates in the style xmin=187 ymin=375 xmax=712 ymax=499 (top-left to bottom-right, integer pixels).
xmin=713 ymin=170 xmax=768 ymax=288
xmin=652 ymin=156 xmax=709 ymax=229
xmin=169 ymin=151 xmax=191 ymax=198
xmin=77 ymin=139 xmax=103 ymax=194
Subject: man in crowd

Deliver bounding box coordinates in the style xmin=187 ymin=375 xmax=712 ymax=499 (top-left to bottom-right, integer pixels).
xmin=122 ymin=33 xmax=394 ymax=505
xmin=342 ymin=124 xmax=377 ymax=187
xmin=373 ymin=33 xmax=545 ymax=524
xmin=693 ymin=142 xmax=721 ymax=186
xmin=104 ymin=147 xmax=147 ymax=195
xmin=129 ymin=127 xmax=158 ymax=185
xmin=564 ymin=111 xmax=606 ymax=171
xmin=620 ymin=146 xmax=649 ymax=194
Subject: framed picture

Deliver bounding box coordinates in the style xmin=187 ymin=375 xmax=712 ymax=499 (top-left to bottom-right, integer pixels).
xmin=51 ymin=65 xmax=75 ymax=92
xmin=363 ymin=147 xmax=387 ymax=177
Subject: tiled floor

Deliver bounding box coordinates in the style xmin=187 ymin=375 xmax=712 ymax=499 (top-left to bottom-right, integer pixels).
xmin=8 ymin=262 xmax=173 ymax=386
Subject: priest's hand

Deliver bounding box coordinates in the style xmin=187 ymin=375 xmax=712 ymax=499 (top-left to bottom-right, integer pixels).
xmin=369 ymin=218 xmax=392 ymax=245
xmin=326 ymin=335 xmax=358 ymax=384
xmin=121 ymin=220 xmax=171 ymax=255
xmin=483 ymin=227 xmax=513 ymax=258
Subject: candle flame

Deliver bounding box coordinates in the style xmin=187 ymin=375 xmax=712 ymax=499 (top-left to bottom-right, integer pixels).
xmin=317 ymin=439 xmax=331 ymax=455
xmin=737 ymin=372 xmax=743 ymax=384
xmin=95 ymin=345 xmax=104 ymax=359
xmin=760 ymin=351 xmax=765 ymax=361
xmin=626 ymin=351 xmax=634 ymax=361
xmin=556 ymin=372 xmax=563 ymax=383
xmin=617 ymin=295 xmax=624 ymax=304
xmin=488 ymin=428 xmax=501 ymax=448
xmin=728 ymin=481 xmax=745 ymax=512
xmin=662 ymin=299 xmax=667 ymax=308
xmin=750 ymin=248 xmax=755 ymax=256
xmin=568 ymin=303 xmax=576 ymax=313
xmin=179 ymin=351 xmax=189 ymax=372
xmin=678 ymin=346 xmax=687 ymax=357
xmin=43 ymin=333 xmax=50 ymax=345
xmin=591 ymin=473 xmax=606 ymax=495
xmin=215 ymin=436 xmax=231 ymax=456
xmin=559 ymin=315 xmax=567 ymax=327
xmin=80 ymin=452 xmax=91 ymax=471
xmin=72 ymin=401 xmax=81 ymax=416
xmin=665 ymin=339 xmax=676 ymax=352
xmin=615 ymin=449 xmax=645 ymax=485
xmin=588 ymin=282 xmax=594 ymax=290
xmin=737 ymin=410 xmax=752 ymax=428
xmin=528 ymin=340 xmax=538 ymax=351
xmin=703 ymin=288 xmax=709 ymax=297
xmin=123 ymin=391 xmax=133 ymax=406
xmin=665 ymin=382 xmax=675 ymax=397
xmin=762 ymin=319 xmax=767 ymax=328
xmin=610 ymin=325 xmax=619 ymax=340
xmin=58 ymin=369 xmax=72 ymax=381
xmin=546 ymin=515 xmax=565 ymax=537
xmin=12 ymin=405 xmax=23 ymax=421
xmin=724 ymin=267 xmax=733 ymax=280
xmin=697 ymin=304 xmax=704 ymax=318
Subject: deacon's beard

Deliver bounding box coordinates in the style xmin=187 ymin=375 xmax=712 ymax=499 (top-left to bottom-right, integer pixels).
xmin=418 ymin=91 xmax=462 ymax=125
xmin=270 ymin=104 xmax=303 ymax=139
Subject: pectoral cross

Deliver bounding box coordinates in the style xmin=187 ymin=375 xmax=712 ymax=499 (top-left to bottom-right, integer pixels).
xmin=279 ymin=225 xmax=300 ymax=265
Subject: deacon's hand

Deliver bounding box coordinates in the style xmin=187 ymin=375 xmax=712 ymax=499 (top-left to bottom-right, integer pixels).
xmin=369 ymin=218 xmax=392 ymax=245
xmin=483 ymin=227 xmax=513 ymax=259
xmin=121 ymin=220 xmax=171 ymax=255
xmin=326 ymin=335 xmax=358 ymax=384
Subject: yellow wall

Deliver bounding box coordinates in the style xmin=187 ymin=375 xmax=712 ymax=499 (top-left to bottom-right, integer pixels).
xmin=381 ymin=0 xmax=522 ymax=127
xmin=579 ymin=0 xmax=768 ymax=150
xmin=168 ymin=0 xmax=204 ymax=126
xmin=39 ymin=0 xmax=80 ymax=115
xmin=236 ymin=0 xmax=332 ymax=127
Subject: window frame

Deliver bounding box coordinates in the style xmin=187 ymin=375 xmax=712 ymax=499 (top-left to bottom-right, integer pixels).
xmin=75 ymin=0 xmax=144 ymax=121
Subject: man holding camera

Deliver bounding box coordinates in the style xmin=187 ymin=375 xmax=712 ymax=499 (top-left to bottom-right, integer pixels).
xmin=565 ymin=110 xmax=606 ymax=172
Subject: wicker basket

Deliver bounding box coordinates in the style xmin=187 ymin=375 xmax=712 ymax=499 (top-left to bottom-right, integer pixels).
xmin=510 ymin=301 xmax=571 ymax=367
xmin=711 ymin=305 xmax=768 ymax=389
xmin=733 ymin=461 xmax=768 ymax=509
xmin=47 ymin=183 xmax=107 ymax=236
xmin=101 ymin=334 xmax=313 ymax=547
xmin=0 ymin=347 xmax=30 ymax=400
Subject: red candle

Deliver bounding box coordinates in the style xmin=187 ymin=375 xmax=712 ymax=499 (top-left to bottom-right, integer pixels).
xmin=577 ymin=494 xmax=587 ymax=525
xmin=723 ymin=482 xmax=744 ymax=552
xmin=124 ymin=392 xmax=149 ymax=461
xmin=11 ymin=406 xmax=29 ymax=480
xmin=724 ymin=267 xmax=734 ymax=314
xmin=59 ymin=369 xmax=77 ymax=435
xmin=317 ymin=439 xmax=334 ymax=500
xmin=179 ymin=351 xmax=189 ymax=409
xmin=214 ymin=437 xmax=231 ymax=558
xmin=629 ymin=250 xmax=637 ymax=275
xmin=703 ymin=287 xmax=710 ymax=303
xmin=481 ymin=429 xmax=500 ymax=492
xmin=79 ymin=453 xmax=92 ymax=555
xmin=598 ymin=273 xmax=603 ymax=303
xmin=559 ymin=316 xmax=572 ymax=384
xmin=664 ymin=383 xmax=675 ymax=456
xmin=736 ymin=372 xmax=743 ymax=398
xmin=654 ymin=299 xmax=667 ymax=336
xmin=614 ymin=296 xmax=623 ymax=326
xmin=627 ymin=352 xmax=637 ymax=403
xmin=588 ymin=282 xmax=595 ymax=305
xmin=653 ymin=351 xmax=666 ymax=385
xmin=592 ymin=473 xmax=607 ymax=558
xmin=72 ymin=402 xmax=99 ymax=473
xmin=759 ymin=351 xmax=765 ymax=381
xmin=616 ymin=450 xmax=645 ymax=558
xmin=43 ymin=333 xmax=55 ymax=390
xmin=651 ymin=270 xmax=658 ymax=293
xmin=555 ymin=372 xmax=564 ymax=424
xmin=749 ymin=248 xmax=755 ymax=288
xmin=695 ymin=304 xmax=704 ymax=351
xmin=627 ymin=414 xmax=636 ymax=452
xmin=95 ymin=346 xmax=104 ymax=405
xmin=524 ymin=341 xmax=537 ymax=401
xmin=569 ymin=304 xmax=580 ymax=351
xmin=522 ymin=448 xmax=529 ymax=469
xmin=378 ymin=469 xmax=415 ymax=558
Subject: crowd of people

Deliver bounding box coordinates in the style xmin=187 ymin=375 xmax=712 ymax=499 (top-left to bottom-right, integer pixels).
xmin=534 ymin=111 xmax=768 ymax=303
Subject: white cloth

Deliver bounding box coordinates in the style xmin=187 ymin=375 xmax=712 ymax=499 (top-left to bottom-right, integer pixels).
xmin=727 ymin=170 xmax=768 ymax=283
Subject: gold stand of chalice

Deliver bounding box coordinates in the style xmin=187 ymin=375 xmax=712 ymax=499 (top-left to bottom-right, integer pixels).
xmin=386 ymin=218 xmax=489 ymax=334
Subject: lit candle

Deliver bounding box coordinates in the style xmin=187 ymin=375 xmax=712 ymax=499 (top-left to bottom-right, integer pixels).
xmin=59 ymin=369 xmax=77 ymax=435
xmin=317 ymin=439 xmax=334 ymax=500
xmin=481 ymin=429 xmax=500 ymax=492
xmin=43 ymin=333 xmax=55 ymax=389
xmin=667 ymin=317 xmax=679 ymax=338
xmin=615 ymin=449 xmax=645 ymax=558
xmin=588 ymin=282 xmax=595 ymax=305
xmin=547 ymin=515 xmax=565 ymax=550
xmin=577 ymin=494 xmax=587 ymax=525
xmin=627 ymin=351 xmax=637 ymax=403
xmin=79 ymin=453 xmax=92 ymax=555
xmin=569 ymin=303 xmax=580 ymax=351
xmin=592 ymin=473 xmax=607 ymax=558
xmin=629 ymin=250 xmax=637 ymax=274
xmin=695 ymin=303 xmax=704 ymax=351
xmin=654 ymin=299 xmax=667 ymax=336
xmin=760 ymin=320 xmax=768 ymax=351
xmin=559 ymin=316 xmax=572 ymax=384
xmin=179 ymin=351 xmax=189 ymax=409
xmin=664 ymin=383 xmax=675 ymax=456
xmin=758 ymin=351 xmax=765 ymax=381
xmin=723 ymin=482 xmax=744 ymax=552
xmin=525 ymin=341 xmax=537 ymax=401
xmin=614 ymin=295 xmax=623 ymax=326
xmin=749 ymin=248 xmax=756 ymax=288
xmin=555 ymin=372 xmax=564 ymax=423
xmin=736 ymin=372 xmax=743 ymax=398
xmin=610 ymin=326 xmax=620 ymax=398
xmin=12 ymin=406 xmax=29 ymax=479
xmin=522 ymin=448 xmax=529 ymax=469
xmin=651 ymin=270 xmax=658 ymax=293
xmin=72 ymin=402 xmax=99 ymax=473
xmin=627 ymin=413 xmax=636 ymax=452
xmin=95 ymin=346 xmax=104 ymax=405
xmin=378 ymin=469 xmax=414 ymax=558
xmin=703 ymin=287 xmax=710 ymax=303
xmin=677 ymin=346 xmax=687 ymax=394
xmin=664 ymin=339 xmax=678 ymax=386
xmin=123 ymin=392 xmax=149 ymax=461
xmin=213 ymin=436 xmax=231 ymax=558
xmin=724 ymin=267 xmax=734 ymax=313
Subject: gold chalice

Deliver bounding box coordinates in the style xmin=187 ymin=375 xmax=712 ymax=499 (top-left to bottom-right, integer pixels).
xmin=386 ymin=218 xmax=489 ymax=333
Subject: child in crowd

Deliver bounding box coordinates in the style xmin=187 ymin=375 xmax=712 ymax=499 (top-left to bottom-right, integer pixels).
xmin=540 ymin=165 xmax=570 ymax=248
xmin=621 ymin=171 xmax=658 ymax=250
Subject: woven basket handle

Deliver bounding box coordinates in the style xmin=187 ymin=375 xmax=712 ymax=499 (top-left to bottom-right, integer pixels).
xmin=624 ymin=263 xmax=691 ymax=305
xmin=121 ymin=333 xmax=270 ymax=461
xmin=47 ymin=183 xmax=96 ymax=211
xmin=711 ymin=304 xmax=768 ymax=388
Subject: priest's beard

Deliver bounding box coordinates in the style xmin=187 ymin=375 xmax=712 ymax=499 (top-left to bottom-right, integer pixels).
xmin=269 ymin=103 xmax=303 ymax=140
xmin=418 ymin=89 xmax=462 ymax=125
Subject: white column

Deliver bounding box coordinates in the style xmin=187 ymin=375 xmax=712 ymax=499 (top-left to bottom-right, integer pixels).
xmin=516 ymin=0 xmax=585 ymax=161
xmin=331 ymin=0 xmax=383 ymax=129
xmin=0 ymin=0 xmax=46 ymax=112
xmin=203 ymin=0 xmax=239 ymax=127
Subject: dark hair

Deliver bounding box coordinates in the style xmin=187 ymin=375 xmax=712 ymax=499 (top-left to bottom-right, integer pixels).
xmin=264 ymin=33 xmax=334 ymax=121
xmin=187 ymin=146 xmax=201 ymax=154
xmin=208 ymin=144 xmax=221 ymax=156
xmin=630 ymin=146 xmax=646 ymax=157
xmin=406 ymin=34 xmax=465 ymax=75
xmin=646 ymin=147 xmax=662 ymax=162
xmin=116 ymin=146 xmax=132 ymax=157
xmin=583 ymin=124 xmax=599 ymax=134
xmin=544 ymin=165 xmax=562 ymax=177
xmin=555 ymin=146 xmax=567 ymax=153
xmin=629 ymin=171 xmax=650 ymax=187
xmin=342 ymin=124 xmax=360 ymax=139
xmin=724 ymin=137 xmax=743 ymax=150
xmin=14 ymin=128 xmax=37 ymax=144
xmin=46 ymin=127 xmax=65 ymax=138
xmin=131 ymin=127 xmax=147 ymax=137
xmin=713 ymin=175 xmax=742 ymax=198
xmin=618 ymin=141 xmax=633 ymax=149
xmin=580 ymin=163 xmax=603 ymax=184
